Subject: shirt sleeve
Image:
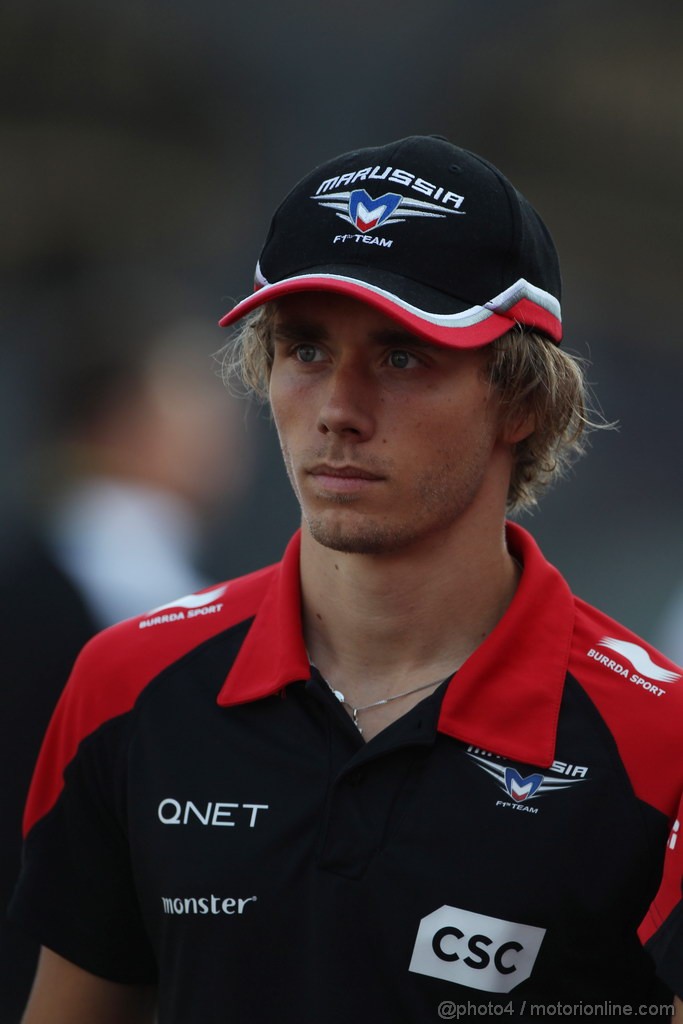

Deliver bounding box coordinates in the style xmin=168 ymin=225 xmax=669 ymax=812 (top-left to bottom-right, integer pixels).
xmin=8 ymin=710 xmax=157 ymax=984
xmin=644 ymin=791 xmax=683 ymax=998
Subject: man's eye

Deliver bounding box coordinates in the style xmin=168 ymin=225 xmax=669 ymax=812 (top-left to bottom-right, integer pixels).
xmin=294 ymin=345 xmax=320 ymax=363
xmin=388 ymin=350 xmax=418 ymax=369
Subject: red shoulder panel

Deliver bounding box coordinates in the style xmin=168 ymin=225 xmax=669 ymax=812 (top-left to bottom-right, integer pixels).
xmin=570 ymin=597 xmax=683 ymax=818
xmin=639 ymin=797 xmax=683 ymax=943
xmin=23 ymin=563 xmax=277 ymax=836
xmin=569 ymin=600 xmax=683 ymax=940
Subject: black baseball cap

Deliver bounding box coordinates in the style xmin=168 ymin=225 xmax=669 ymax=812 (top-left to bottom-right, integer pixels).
xmin=219 ymin=135 xmax=562 ymax=348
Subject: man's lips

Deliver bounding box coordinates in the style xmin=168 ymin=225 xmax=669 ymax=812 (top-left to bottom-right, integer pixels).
xmin=307 ymin=464 xmax=385 ymax=493
xmin=308 ymin=464 xmax=384 ymax=480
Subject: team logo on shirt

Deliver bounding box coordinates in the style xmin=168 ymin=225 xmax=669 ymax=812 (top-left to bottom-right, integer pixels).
xmin=467 ymin=749 xmax=588 ymax=813
xmin=161 ymin=893 xmax=258 ymax=917
xmin=138 ymin=585 xmax=228 ymax=630
xmin=595 ymin=637 xmax=679 ymax=683
xmin=586 ymin=636 xmax=680 ymax=699
xmin=410 ymin=904 xmax=546 ymax=993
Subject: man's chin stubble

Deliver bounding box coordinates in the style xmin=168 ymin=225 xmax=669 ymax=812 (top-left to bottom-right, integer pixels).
xmin=304 ymin=512 xmax=425 ymax=556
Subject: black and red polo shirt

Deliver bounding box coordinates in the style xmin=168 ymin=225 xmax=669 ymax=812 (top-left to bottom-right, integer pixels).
xmin=10 ymin=523 xmax=683 ymax=1021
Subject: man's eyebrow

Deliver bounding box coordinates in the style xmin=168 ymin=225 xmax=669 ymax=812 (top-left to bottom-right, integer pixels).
xmin=271 ymin=320 xmax=434 ymax=349
xmin=272 ymin=320 xmax=328 ymax=343
xmin=369 ymin=328 xmax=433 ymax=349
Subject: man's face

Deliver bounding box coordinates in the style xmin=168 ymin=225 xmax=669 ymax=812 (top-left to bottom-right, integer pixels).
xmin=269 ymin=292 xmax=508 ymax=556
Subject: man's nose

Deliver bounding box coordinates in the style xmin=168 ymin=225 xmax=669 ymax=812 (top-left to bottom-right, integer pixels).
xmin=316 ymin=364 xmax=376 ymax=440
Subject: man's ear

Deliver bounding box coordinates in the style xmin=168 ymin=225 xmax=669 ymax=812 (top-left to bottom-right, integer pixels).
xmin=500 ymin=409 xmax=536 ymax=445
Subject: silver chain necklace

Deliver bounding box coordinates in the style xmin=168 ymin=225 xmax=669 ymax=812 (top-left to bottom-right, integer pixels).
xmin=326 ymin=677 xmax=446 ymax=735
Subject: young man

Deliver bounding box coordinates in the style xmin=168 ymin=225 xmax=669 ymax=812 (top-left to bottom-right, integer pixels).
xmin=10 ymin=136 xmax=683 ymax=1021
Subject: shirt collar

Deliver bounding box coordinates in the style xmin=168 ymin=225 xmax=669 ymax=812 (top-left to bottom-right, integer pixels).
xmin=217 ymin=523 xmax=574 ymax=768
xmin=436 ymin=523 xmax=574 ymax=767
xmin=217 ymin=532 xmax=310 ymax=705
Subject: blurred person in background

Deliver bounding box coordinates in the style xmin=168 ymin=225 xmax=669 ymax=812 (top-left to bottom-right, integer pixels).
xmin=0 ymin=274 xmax=244 ymax=1022
xmin=8 ymin=138 xmax=683 ymax=1021
xmin=657 ymin=588 xmax=683 ymax=667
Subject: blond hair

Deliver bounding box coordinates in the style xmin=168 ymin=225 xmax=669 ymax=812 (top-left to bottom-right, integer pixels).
xmin=484 ymin=327 xmax=595 ymax=513
xmin=221 ymin=303 xmax=602 ymax=515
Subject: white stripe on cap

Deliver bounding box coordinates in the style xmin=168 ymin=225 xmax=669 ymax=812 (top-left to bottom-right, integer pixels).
xmin=485 ymin=279 xmax=561 ymax=321
xmin=253 ymin=265 xmax=561 ymax=330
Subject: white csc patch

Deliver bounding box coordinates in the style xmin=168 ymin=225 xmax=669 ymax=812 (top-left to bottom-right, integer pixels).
xmin=409 ymin=905 xmax=545 ymax=993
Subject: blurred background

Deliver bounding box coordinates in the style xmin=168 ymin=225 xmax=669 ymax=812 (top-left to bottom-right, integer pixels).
xmin=1 ymin=0 xmax=682 ymax=638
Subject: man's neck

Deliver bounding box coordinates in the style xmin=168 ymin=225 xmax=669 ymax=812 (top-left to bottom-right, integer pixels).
xmin=300 ymin=513 xmax=520 ymax=727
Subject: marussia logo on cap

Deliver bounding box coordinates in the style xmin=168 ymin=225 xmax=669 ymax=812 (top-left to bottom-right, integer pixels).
xmin=312 ymin=187 xmax=465 ymax=235
xmin=349 ymin=190 xmax=401 ymax=232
